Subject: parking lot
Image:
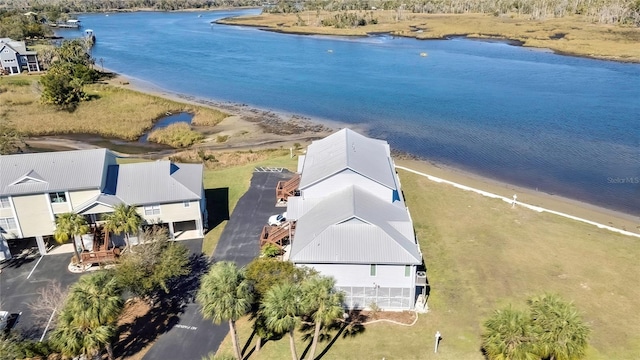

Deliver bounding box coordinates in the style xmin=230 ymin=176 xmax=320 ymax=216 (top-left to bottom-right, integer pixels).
xmin=143 ymin=170 xmax=293 ymax=360
xmin=0 ymin=249 xmax=81 ymax=338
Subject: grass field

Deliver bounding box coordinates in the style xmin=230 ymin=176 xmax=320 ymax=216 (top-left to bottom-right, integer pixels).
xmin=219 ymin=12 xmax=640 ymax=62
xmin=214 ymin=166 xmax=640 ymax=359
xmin=0 ymin=75 xmax=228 ymax=140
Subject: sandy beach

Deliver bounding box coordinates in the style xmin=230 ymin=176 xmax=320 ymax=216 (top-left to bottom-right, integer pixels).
xmin=33 ymin=70 xmax=638 ymax=237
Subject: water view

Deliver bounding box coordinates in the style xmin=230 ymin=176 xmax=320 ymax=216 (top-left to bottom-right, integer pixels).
xmin=60 ymin=9 xmax=639 ymax=214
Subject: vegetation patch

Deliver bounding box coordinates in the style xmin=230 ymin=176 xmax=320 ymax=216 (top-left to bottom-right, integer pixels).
xmin=0 ymin=76 xmax=228 ymax=140
xmin=146 ymin=123 xmax=204 ymax=148
xmin=170 ymin=148 xmax=290 ymax=170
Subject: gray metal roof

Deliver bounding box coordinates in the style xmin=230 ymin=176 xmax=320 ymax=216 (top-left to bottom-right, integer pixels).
xmin=114 ymin=161 xmax=202 ymax=205
xmin=289 ymin=185 xmax=421 ymax=265
xmin=0 ymin=149 xmax=115 ymax=196
xmin=299 ymin=129 xmax=397 ymax=190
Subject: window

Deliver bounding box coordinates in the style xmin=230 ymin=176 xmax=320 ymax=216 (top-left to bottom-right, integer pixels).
xmin=144 ymin=204 xmax=161 ymax=216
xmin=0 ymin=197 xmax=10 ymax=208
xmin=0 ymin=218 xmax=17 ymax=232
xmin=49 ymin=192 xmax=67 ymax=203
xmin=183 ymin=201 xmax=190 ymax=208
xmin=370 ymin=264 xmax=377 ymax=276
xmin=405 ymin=265 xmax=411 ymax=277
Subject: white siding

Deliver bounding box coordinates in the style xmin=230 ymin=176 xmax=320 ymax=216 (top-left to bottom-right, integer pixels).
xmin=138 ymin=201 xmax=201 ymax=224
xmin=307 ymin=263 xmax=413 ymax=288
xmin=69 ymin=189 xmax=101 ymax=210
xmin=12 ymin=194 xmax=55 ymax=237
xmin=302 ymin=169 xmax=393 ymax=202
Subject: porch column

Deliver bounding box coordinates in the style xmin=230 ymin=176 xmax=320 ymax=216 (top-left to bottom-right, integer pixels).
xmin=196 ymin=218 xmax=203 ymax=237
xmin=168 ymin=222 xmax=175 ymax=240
xmin=0 ymin=235 xmax=11 ymax=261
xmin=36 ymin=235 xmax=47 ymax=256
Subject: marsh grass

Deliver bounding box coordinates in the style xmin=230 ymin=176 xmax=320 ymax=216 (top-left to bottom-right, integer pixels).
xmin=0 ymin=76 xmax=228 ymax=140
xmin=215 ymin=167 xmax=640 ymax=359
xmin=147 ymin=123 xmax=204 ymax=147
xmin=220 ymin=12 xmax=640 ymax=62
xmin=171 ymin=148 xmax=290 ymax=170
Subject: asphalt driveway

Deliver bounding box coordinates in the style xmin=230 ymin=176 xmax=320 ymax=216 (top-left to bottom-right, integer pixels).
xmin=0 ymin=250 xmax=81 ymax=338
xmin=143 ymin=170 xmax=293 ymax=360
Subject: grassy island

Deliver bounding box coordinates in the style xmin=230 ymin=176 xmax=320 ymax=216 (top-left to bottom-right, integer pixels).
xmin=218 ymin=12 xmax=640 ymax=62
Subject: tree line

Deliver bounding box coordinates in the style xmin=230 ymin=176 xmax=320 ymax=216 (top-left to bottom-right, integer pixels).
xmin=265 ymin=0 xmax=640 ymax=26
xmin=1 ymin=0 xmax=262 ymax=13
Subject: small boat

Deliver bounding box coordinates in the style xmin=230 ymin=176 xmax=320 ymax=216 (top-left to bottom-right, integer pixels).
xmin=420 ymin=52 xmax=428 ymax=57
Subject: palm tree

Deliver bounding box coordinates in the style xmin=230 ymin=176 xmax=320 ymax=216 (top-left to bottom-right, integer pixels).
xmin=53 ymin=212 xmax=89 ymax=263
xmin=103 ymin=203 xmax=143 ymax=252
xmin=301 ymin=275 xmax=344 ymax=360
xmin=528 ymin=294 xmax=590 ymax=360
xmin=481 ymin=305 xmax=537 ymax=360
xmin=197 ymin=261 xmax=253 ymax=360
xmin=261 ymin=282 xmax=303 ymax=360
xmin=50 ymin=272 xmax=123 ymax=360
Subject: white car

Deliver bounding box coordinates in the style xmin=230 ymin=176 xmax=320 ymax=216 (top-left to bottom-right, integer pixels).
xmin=0 ymin=311 xmax=9 ymax=331
xmin=268 ymin=212 xmax=287 ymax=226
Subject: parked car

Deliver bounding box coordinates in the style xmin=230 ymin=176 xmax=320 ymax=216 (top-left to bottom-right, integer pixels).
xmin=0 ymin=311 xmax=9 ymax=331
xmin=268 ymin=212 xmax=287 ymax=226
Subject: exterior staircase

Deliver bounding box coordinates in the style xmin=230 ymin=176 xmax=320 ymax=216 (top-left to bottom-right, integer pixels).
xmin=276 ymin=174 xmax=300 ymax=202
xmin=259 ymin=222 xmax=296 ymax=249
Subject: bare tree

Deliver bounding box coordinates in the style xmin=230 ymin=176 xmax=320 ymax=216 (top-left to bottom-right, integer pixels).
xmin=28 ymin=280 xmax=69 ymax=328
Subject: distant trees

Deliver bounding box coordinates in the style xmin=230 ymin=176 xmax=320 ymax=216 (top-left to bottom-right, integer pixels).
xmin=482 ymin=294 xmax=591 ymax=360
xmin=0 ymin=10 xmax=52 ymax=40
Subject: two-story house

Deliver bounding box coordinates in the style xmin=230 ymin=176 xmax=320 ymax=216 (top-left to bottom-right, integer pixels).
xmin=0 ymin=38 xmax=40 ymax=75
xmin=281 ymin=129 xmax=424 ymax=311
xmin=0 ymin=149 xmax=206 ymax=257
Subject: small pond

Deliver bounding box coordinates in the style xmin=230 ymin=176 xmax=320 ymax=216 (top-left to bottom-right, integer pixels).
xmin=138 ymin=112 xmax=194 ymax=142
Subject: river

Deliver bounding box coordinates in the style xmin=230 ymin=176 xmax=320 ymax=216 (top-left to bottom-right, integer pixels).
xmin=57 ymin=9 xmax=640 ymax=215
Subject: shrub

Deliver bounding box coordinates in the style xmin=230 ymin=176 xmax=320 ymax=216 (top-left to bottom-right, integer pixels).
xmin=147 ymin=123 xmax=204 ymax=147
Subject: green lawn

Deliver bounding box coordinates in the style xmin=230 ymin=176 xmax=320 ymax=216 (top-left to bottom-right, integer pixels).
xmin=201 ymin=151 xmax=298 ymax=256
xmin=215 ymin=167 xmax=640 ymax=359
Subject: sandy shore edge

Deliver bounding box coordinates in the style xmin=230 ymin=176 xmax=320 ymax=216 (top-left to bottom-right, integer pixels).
xmin=45 ymin=70 xmax=639 ymax=236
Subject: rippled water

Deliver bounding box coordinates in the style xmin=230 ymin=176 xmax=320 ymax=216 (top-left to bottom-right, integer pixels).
xmin=60 ymin=10 xmax=640 ymax=214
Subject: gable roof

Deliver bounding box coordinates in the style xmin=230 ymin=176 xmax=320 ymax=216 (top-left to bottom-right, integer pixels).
xmin=114 ymin=161 xmax=202 ymax=205
xmin=298 ymin=128 xmax=397 ymax=190
xmin=0 ymin=149 xmax=115 ymax=196
xmin=289 ymin=185 xmax=421 ymax=265
xmin=0 ymin=39 xmax=36 ymax=55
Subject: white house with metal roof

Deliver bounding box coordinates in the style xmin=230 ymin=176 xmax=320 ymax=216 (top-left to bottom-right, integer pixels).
xmin=298 ymin=129 xmax=401 ymax=202
xmin=283 ymin=129 xmax=424 ymax=311
xmin=0 ymin=149 xmax=206 ymax=256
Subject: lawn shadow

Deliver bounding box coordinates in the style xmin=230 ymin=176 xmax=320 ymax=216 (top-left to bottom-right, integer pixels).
xmin=313 ymin=310 xmax=366 ymax=360
xmin=205 ymin=188 xmax=229 ymax=231
xmin=113 ymin=252 xmax=210 ymax=358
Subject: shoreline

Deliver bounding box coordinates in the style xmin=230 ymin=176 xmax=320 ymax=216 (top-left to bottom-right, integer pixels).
xmin=216 ymin=12 xmax=640 ymax=64
xmin=35 ymin=69 xmax=639 ymax=236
